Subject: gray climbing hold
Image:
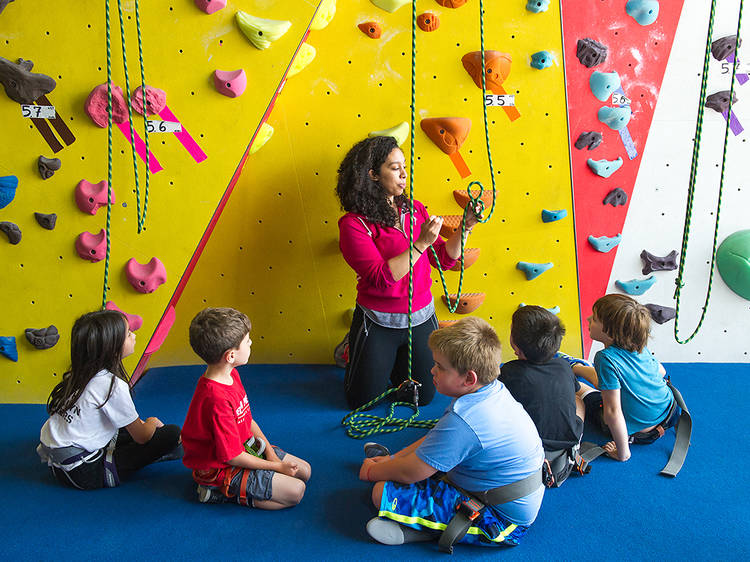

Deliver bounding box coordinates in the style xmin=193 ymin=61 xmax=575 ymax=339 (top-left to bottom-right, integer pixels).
xmin=706 ymin=90 xmax=737 ymax=113
xmin=25 ymin=325 xmax=60 ymax=350
xmin=0 ymin=221 xmax=21 ymax=244
xmin=711 ymin=35 xmax=740 ymax=62
xmin=590 ymin=71 xmax=621 ymax=102
xmin=588 ymin=234 xmax=621 ymax=252
xmin=541 ymin=209 xmax=567 ymax=222
xmin=34 ymin=212 xmax=57 ymax=230
xmin=0 ymin=336 xmax=18 ymax=362
xmin=0 ymin=0 xmax=16 ymax=14
xmin=574 ymin=131 xmax=602 ymax=150
xmin=519 ymin=302 xmax=560 ymax=315
xmin=0 ymin=175 xmax=18 ymax=209
xmin=603 ymin=187 xmax=628 ymax=206
xmin=587 ymin=157 xmax=623 ymax=178
xmin=598 ymin=106 xmax=632 ymax=130
xmin=640 ymin=249 xmax=677 ymax=274
xmin=530 ymin=51 xmax=553 ymax=70
xmin=38 ymin=156 xmax=61 ymax=180
xmin=0 ymin=57 xmax=56 ymax=104
xmin=516 ymin=261 xmax=554 ymax=280
xmin=576 ymin=38 xmax=607 ymax=68
xmin=645 ymin=303 xmax=676 ymax=324
xmin=626 ymin=0 xmax=659 ymax=26
xmin=525 ymin=0 xmax=549 ymax=13
xmin=616 ymin=275 xmax=656 ymax=295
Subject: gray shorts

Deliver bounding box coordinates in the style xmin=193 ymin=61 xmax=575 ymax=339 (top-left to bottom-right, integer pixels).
xmin=226 ymin=446 xmax=286 ymax=505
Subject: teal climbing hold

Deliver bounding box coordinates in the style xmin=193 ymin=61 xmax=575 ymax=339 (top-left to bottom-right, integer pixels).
xmin=626 ymin=0 xmax=659 ymax=26
xmin=519 ymin=302 xmax=560 ymax=315
xmin=589 ymin=71 xmax=621 ymax=102
xmin=588 ymin=234 xmax=621 ymax=252
xmin=530 ymin=51 xmax=553 ymax=69
xmin=526 ymin=0 xmax=549 ymax=13
xmin=716 ymin=229 xmax=750 ymax=300
xmin=598 ymin=106 xmax=632 ymax=130
xmin=0 ymin=175 xmax=18 ymax=209
xmin=541 ymin=209 xmax=567 ymax=222
xmin=517 ymin=261 xmax=554 ymax=280
xmin=587 ymin=157 xmax=623 ymax=178
xmin=0 ymin=336 xmax=18 ymax=362
xmin=615 ymin=275 xmax=656 ymax=295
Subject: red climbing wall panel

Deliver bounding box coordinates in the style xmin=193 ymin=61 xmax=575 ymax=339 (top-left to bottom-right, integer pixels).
xmin=562 ymin=1 xmax=685 ymax=356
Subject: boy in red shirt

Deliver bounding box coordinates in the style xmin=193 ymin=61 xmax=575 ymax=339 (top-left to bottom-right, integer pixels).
xmin=182 ymin=307 xmax=310 ymax=508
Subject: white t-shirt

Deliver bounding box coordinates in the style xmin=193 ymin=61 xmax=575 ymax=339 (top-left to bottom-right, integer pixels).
xmin=40 ymin=369 xmax=139 ymax=452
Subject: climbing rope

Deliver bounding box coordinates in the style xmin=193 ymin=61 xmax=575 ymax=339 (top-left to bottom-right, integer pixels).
xmin=673 ymin=0 xmax=743 ymax=344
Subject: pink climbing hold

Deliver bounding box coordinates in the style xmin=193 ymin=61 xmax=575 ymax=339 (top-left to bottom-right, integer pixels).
xmin=85 ymin=83 xmax=129 ymax=128
xmin=194 ymin=0 xmax=226 ymax=14
xmin=125 ymin=257 xmax=167 ymax=294
xmin=105 ymin=301 xmax=144 ymax=331
xmin=213 ymin=69 xmax=247 ymax=98
xmin=131 ymin=85 xmax=167 ymax=116
xmin=75 ymin=179 xmax=112 ymax=215
xmin=75 ymin=229 xmax=107 ymax=262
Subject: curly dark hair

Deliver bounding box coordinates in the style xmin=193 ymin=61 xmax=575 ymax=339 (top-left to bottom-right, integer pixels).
xmin=335 ymin=136 xmax=407 ymax=227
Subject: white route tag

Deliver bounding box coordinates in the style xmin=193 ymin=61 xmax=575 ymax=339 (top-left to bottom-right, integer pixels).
xmin=21 ymin=105 xmax=56 ymax=119
xmin=484 ymin=94 xmax=516 ymax=107
xmin=146 ymin=120 xmax=182 ymax=133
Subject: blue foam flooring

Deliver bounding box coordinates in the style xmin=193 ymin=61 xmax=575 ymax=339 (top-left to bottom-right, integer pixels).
xmin=2 ymin=362 xmax=749 ymax=560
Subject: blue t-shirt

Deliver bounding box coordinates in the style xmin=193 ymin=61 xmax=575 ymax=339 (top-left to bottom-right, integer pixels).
xmin=594 ymin=345 xmax=673 ymax=434
xmin=416 ymin=380 xmax=544 ymax=525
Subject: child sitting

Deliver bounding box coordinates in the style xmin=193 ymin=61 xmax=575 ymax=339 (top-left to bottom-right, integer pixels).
xmin=181 ymin=307 xmax=311 ymax=508
xmin=359 ymin=317 xmax=544 ymax=551
xmin=498 ymin=306 xmax=584 ymax=486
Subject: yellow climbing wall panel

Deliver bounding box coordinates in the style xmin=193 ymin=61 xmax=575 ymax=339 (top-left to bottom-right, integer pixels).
xmin=0 ymin=1 xmax=319 ymax=402
xmin=153 ymin=1 xmax=582 ymax=368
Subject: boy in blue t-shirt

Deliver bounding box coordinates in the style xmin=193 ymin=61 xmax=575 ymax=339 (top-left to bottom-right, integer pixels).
xmin=358 ymin=317 xmax=544 ymax=549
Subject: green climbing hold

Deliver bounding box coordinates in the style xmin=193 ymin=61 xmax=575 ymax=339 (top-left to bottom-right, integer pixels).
xmin=717 ymin=229 xmax=750 ymax=300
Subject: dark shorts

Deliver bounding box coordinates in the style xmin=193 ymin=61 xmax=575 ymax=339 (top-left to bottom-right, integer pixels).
xmin=583 ymin=391 xmax=678 ymax=444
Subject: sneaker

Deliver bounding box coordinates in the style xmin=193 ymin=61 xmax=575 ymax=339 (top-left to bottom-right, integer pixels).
xmin=556 ymin=351 xmax=593 ymax=368
xmin=366 ymin=517 xmax=405 ymax=545
xmin=364 ymin=442 xmax=391 ymax=458
xmin=197 ymin=485 xmax=224 ymax=504
xmin=334 ymin=333 xmax=349 ymax=368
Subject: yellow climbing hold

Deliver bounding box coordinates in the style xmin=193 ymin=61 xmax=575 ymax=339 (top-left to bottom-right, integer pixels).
xmin=236 ymin=11 xmax=292 ymax=50
xmin=369 ymin=121 xmax=410 ymax=146
xmin=288 ymin=43 xmax=317 ymax=78
xmin=370 ymin=0 xmax=412 ymax=14
xmin=249 ymin=122 xmax=274 ymax=155
xmin=310 ymin=0 xmax=336 ymax=31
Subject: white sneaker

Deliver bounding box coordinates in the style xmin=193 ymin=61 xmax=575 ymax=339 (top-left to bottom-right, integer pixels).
xmin=364 ymin=442 xmax=391 ymax=458
xmin=197 ymin=485 xmax=223 ymax=504
xmin=366 ymin=517 xmax=405 ymax=545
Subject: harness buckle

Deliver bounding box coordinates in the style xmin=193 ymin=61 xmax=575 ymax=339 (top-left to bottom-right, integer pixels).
xmin=396 ymin=379 xmax=422 ymax=406
xmin=457 ymin=498 xmax=483 ymax=521
xmin=542 ymin=458 xmax=556 ymax=488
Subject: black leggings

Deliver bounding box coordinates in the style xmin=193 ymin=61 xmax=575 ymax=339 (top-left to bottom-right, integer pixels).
xmin=344 ymin=306 xmax=438 ymax=410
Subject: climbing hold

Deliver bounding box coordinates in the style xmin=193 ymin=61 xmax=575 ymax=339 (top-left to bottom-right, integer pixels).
xmin=34 ymin=212 xmax=57 ymax=230
xmin=125 ymin=257 xmax=167 ymax=294
xmin=598 ymin=106 xmax=632 ymax=130
xmin=106 ymin=301 xmax=144 ymax=331
xmin=449 ymin=248 xmax=480 ymax=271
xmin=0 ymin=175 xmax=18 ymax=209
xmin=75 ymin=229 xmax=107 ymax=262
xmin=131 ymin=85 xmax=167 ymax=116
xmin=0 ymin=336 xmax=18 ymax=362
xmin=38 ymin=156 xmax=61 ymax=179
xmin=421 ymin=117 xmax=472 ymax=177
xmin=711 ymin=35 xmax=739 ymax=62
xmin=417 ymin=13 xmax=440 ymax=32
xmin=461 ymin=51 xmax=512 ymax=91
xmin=236 ymin=11 xmax=291 ymax=50
xmin=194 ymin=0 xmax=226 ymax=14
xmin=25 ymin=325 xmax=60 ymax=350
xmin=75 ymin=179 xmax=112 ymax=215
xmin=452 ymin=189 xmax=494 ymax=211
xmin=439 ymin=215 xmax=463 ymax=239
xmin=706 ymin=90 xmax=737 ymax=113
xmin=541 ymin=209 xmax=567 ymax=222
xmin=716 ymin=229 xmax=750 ymax=300
xmin=213 ymin=69 xmax=247 ymax=98
xmin=441 ymin=292 xmax=485 ymax=314
xmin=587 ymin=157 xmax=623 ymax=178
xmin=576 ymin=38 xmax=607 ymax=68
xmin=625 ymin=0 xmax=659 ymax=26
xmin=0 ymin=0 xmax=16 ymax=15
xmin=645 ymin=303 xmax=676 ymax=324
xmin=574 ymin=131 xmax=602 ymax=150
xmin=369 ymin=121 xmax=409 ymax=146
xmin=526 ymin=0 xmax=549 ymax=13
xmin=615 ymin=275 xmax=656 ymax=295
xmin=530 ymin=51 xmax=553 ymax=69
xmin=358 ymin=22 xmax=382 ymax=39
xmin=516 ymin=261 xmax=554 ymax=280
xmin=85 ymin=83 xmax=129 ymax=128
xmin=0 ymin=221 xmax=21 ymax=244
xmin=588 ymin=234 xmax=621 ymax=253
xmin=438 ymin=320 xmax=459 ymax=328
xmin=248 ymin=122 xmax=274 ymax=155
xmin=0 ymin=57 xmax=56 ymax=104
xmin=435 ymin=0 xmax=467 ymax=8
xmin=310 ymin=0 xmax=336 ymax=30
xmin=640 ymin=249 xmax=678 ymax=274
xmin=590 ymin=71 xmax=621 ymax=102
xmin=519 ymin=302 xmax=560 ymax=315
xmin=371 ymin=0 xmax=411 ymax=12
xmin=603 ymin=187 xmax=628 ymax=206
xmin=288 ymin=43 xmax=317 ymax=78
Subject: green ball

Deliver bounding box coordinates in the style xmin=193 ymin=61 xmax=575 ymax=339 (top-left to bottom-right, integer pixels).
xmin=717 ymin=229 xmax=750 ymax=300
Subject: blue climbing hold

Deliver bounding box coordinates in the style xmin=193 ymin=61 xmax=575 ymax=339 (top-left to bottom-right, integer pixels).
xmin=615 ymin=275 xmax=656 ymax=295
xmin=588 ymin=234 xmax=621 ymax=252
xmin=526 ymin=0 xmax=549 ymax=13
xmin=0 ymin=336 xmax=18 ymax=362
xmin=587 ymin=157 xmax=623 ymax=178
xmin=589 ymin=71 xmax=621 ymax=102
xmin=626 ymin=0 xmax=659 ymax=26
xmin=530 ymin=51 xmax=553 ymax=69
xmin=598 ymin=106 xmax=632 ymax=130
xmin=520 ymin=303 xmax=560 ymax=315
xmin=0 ymin=175 xmax=18 ymax=209
xmin=542 ymin=209 xmax=567 ymax=222
xmin=517 ymin=261 xmax=554 ymax=280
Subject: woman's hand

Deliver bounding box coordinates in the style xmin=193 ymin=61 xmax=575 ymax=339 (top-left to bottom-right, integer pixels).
xmin=464 ymin=204 xmax=482 ymax=230
xmin=415 ymin=215 xmax=443 ymax=251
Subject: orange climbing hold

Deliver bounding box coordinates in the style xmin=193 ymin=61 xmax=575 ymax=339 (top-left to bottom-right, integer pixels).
xmin=420 ymin=117 xmax=472 ymax=178
xmin=452 ymin=189 xmax=494 ymax=210
xmin=449 ymin=247 xmax=480 ymax=271
xmin=461 ymin=50 xmax=520 ymax=122
xmin=439 ymin=215 xmax=463 ymax=239
xmin=436 ymin=0 xmax=467 ymax=7
xmin=417 ymin=12 xmax=440 ymax=32
xmin=438 ymin=319 xmax=459 ymax=328
xmin=358 ymin=21 xmax=382 ymax=39
xmin=441 ymin=292 xmax=486 ymax=314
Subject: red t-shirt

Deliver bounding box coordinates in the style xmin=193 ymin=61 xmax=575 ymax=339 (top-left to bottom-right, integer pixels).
xmin=181 ymin=369 xmax=253 ymax=476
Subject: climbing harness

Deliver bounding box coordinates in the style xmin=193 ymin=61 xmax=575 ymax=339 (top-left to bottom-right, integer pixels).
xmin=673 ymin=0 xmax=744 ymax=343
